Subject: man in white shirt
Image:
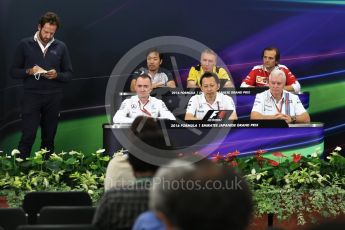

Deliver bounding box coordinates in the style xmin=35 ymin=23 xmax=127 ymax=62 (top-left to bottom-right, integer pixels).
xmin=250 ymin=69 xmax=310 ymax=124
xmin=185 ymin=72 xmax=237 ymax=120
xmin=113 ymin=74 xmax=176 ymax=123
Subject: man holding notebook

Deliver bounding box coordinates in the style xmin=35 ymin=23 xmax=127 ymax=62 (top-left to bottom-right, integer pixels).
xmin=10 ymin=12 xmax=73 ymax=158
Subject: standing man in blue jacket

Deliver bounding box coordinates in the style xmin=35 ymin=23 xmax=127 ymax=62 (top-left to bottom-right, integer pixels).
xmin=10 ymin=12 xmax=73 ymax=159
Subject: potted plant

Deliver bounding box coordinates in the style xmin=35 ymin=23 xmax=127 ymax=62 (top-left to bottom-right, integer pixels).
xmin=0 ymin=149 xmax=110 ymax=207
xmin=212 ymin=147 xmax=345 ymax=229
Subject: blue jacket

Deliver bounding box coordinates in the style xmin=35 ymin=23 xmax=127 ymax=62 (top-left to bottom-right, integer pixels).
xmin=10 ymin=36 xmax=73 ymax=93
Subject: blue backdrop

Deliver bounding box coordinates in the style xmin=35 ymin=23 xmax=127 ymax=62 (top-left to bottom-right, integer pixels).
xmin=1 ymin=0 xmax=344 ymax=153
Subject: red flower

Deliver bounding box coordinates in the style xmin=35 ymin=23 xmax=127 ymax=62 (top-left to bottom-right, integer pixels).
xmin=255 ymin=153 xmax=265 ymax=161
xmin=212 ymin=153 xmax=223 ymax=163
xmin=272 ymin=152 xmax=286 ymax=158
xmin=227 ymin=150 xmax=240 ymax=158
xmin=255 ymin=155 xmax=266 ymax=168
xmin=255 ymin=149 xmax=267 ymax=156
xmin=292 ymin=153 xmax=302 ymax=163
xmin=267 ymin=159 xmax=280 ymax=167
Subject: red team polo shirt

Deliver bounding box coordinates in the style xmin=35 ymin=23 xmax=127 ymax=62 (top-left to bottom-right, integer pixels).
xmin=242 ymin=64 xmax=297 ymax=87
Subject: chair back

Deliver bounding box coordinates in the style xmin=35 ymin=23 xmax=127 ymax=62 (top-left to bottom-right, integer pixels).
xmin=38 ymin=206 xmax=95 ymax=225
xmin=0 ymin=208 xmax=27 ymax=230
xmin=22 ymin=192 xmax=92 ymax=224
xmin=17 ymin=224 xmax=97 ymax=230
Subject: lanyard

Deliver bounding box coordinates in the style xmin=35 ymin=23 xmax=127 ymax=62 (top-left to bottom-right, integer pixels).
xmin=138 ymin=100 xmax=152 ymax=117
xmin=285 ymin=93 xmax=290 ymax=115
xmin=271 ymin=93 xmax=291 ymax=115
xmin=206 ymin=101 xmax=220 ymax=110
xmin=272 ymin=97 xmax=284 ymax=113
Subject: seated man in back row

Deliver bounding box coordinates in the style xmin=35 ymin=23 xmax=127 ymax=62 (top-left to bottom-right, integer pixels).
xmin=187 ymin=49 xmax=234 ymax=88
xmin=185 ymin=72 xmax=237 ymax=120
xmin=241 ymin=46 xmax=301 ymax=93
xmin=114 ymin=74 xmax=176 ymax=123
xmin=130 ymin=48 xmax=176 ymax=92
xmin=250 ymin=69 xmax=310 ymax=124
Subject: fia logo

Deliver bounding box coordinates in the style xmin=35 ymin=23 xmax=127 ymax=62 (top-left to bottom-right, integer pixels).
xmin=209 ymin=111 xmax=220 ymax=119
xmin=209 ymin=111 xmax=226 ymax=119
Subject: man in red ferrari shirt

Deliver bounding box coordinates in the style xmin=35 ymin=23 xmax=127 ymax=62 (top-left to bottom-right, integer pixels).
xmin=240 ymin=47 xmax=301 ymax=93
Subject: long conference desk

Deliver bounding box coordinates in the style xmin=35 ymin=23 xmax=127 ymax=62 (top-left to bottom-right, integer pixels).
xmin=103 ymin=121 xmax=324 ymax=157
xmin=104 ymin=89 xmax=322 ymax=158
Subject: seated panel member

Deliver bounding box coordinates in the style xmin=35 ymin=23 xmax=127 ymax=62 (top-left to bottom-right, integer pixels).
xmin=250 ymin=69 xmax=310 ymax=124
xmin=113 ymin=74 xmax=176 ymax=123
xmin=130 ymin=48 xmax=176 ymax=92
xmin=241 ymin=47 xmax=301 ymax=93
xmin=185 ymin=72 xmax=237 ymax=120
xmin=187 ymin=49 xmax=234 ymax=88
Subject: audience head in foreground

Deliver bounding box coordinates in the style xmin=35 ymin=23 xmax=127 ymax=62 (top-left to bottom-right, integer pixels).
xmin=150 ymin=158 xmax=253 ymax=230
xmin=105 ymin=116 xmax=165 ymax=190
xmin=94 ymin=116 xmax=167 ymax=230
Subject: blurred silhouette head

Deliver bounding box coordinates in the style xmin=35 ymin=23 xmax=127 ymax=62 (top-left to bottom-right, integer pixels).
xmin=150 ymin=158 xmax=253 ymax=230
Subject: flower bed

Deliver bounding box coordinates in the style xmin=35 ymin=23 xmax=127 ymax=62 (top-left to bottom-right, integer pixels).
xmin=0 ymin=149 xmax=110 ymax=206
xmin=0 ymin=147 xmax=344 ymax=226
xmin=212 ymin=147 xmax=345 ymax=225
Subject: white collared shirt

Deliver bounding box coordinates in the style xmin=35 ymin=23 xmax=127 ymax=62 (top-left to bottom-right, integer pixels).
xmin=186 ymin=92 xmax=236 ymax=120
xmin=113 ymin=95 xmax=176 ymax=123
xmin=251 ymin=89 xmax=306 ymax=116
xmin=34 ymin=31 xmax=55 ymax=55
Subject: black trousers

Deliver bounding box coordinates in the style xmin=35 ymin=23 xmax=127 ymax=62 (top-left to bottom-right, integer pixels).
xmin=18 ymin=92 xmax=63 ymax=158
